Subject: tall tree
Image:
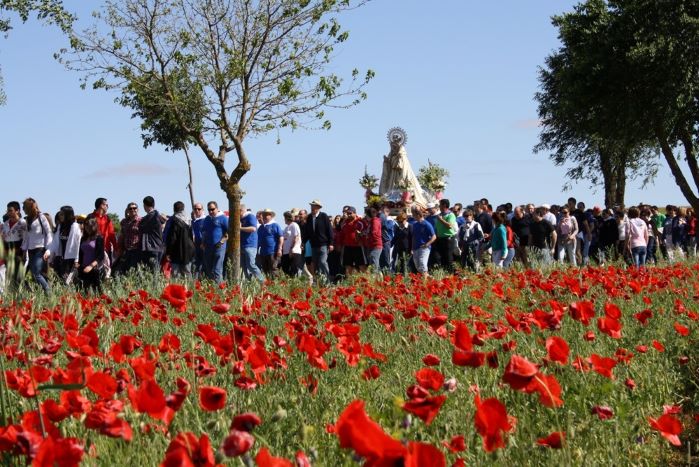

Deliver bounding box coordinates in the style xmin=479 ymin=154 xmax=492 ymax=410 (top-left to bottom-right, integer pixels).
xmin=535 ymin=0 xmax=657 ymax=207
xmin=610 ymin=0 xmax=699 ymax=212
xmin=119 ymin=69 xmax=206 ymax=210
xmin=1 ymin=0 xmax=75 ymax=104
xmin=63 ymin=0 xmax=373 ymax=281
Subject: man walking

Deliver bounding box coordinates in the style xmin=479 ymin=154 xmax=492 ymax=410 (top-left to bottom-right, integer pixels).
xmin=202 ymin=201 xmax=228 ymax=283
xmin=191 ymin=202 xmax=207 ymax=277
xmin=239 ymin=204 xmax=264 ymax=281
xmin=302 ymin=199 xmax=333 ymax=283
xmin=164 ymin=201 xmax=195 ymax=278
xmin=434 ymin=199 xmax=458 ymax=272
xmin=139 ymin=196 xmax=164 ymax=274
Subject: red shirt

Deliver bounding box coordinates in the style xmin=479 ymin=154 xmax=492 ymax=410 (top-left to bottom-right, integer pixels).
xmin=363 ymin=217 xmax=383 ymax=249
xmin=506 ymin=225 xmax=515 ymax=249
xmin=91 ymin=211 xmax=117 ymax=255
xmin=337 ymin=217 xmax=365 ymax=248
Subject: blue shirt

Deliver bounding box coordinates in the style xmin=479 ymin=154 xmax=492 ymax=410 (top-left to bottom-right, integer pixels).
xmin=240 ymin=213 xmax=258 ymax=249
xmin=192 ymin=216 xmax=206 ymax=244
xmin=426 ymin=214 xmax=438 ymax=228
xmin=258 ymin=222 xmax=283 ymax=255
xmin=456 ymin=216 xmax=466 ymax=227
xmin=379 ymin=213 xmax=395 ymax=243
xmin=202 ymin=214 xmax=229 ymax=247
xmin=411 ymin=220 xmax=435 ymax=250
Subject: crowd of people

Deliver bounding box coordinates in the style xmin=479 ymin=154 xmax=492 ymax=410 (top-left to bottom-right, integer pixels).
xmin=1 ymin=195 xmax=697 ymax=295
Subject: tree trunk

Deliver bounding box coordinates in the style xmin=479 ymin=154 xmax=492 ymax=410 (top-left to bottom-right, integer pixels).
xmin=183 ymin=146 xmax=195 ymax=211
xmin=599 ymin=146 xmax=616 ymax=208
xmin=655 ymin=128 xmax=699 ymax=214
xmin=224 ymin=183 xmax=242 ymax=283
xmin=612 ymin=157 xmax=626 ymax=208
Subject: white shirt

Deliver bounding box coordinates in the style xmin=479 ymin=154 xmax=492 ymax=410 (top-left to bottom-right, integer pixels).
xmin=2 ymin=218 xmax=26 ymax=243
xmin=544 ymin=212 xmax=557 ymax=226
xmin=283 ymin=222 xmax=302 ymax=255
xmin=49 ymin=222 xmax=82 ymax=260
xmin=21 ymin=215 xmax=53 ymax=251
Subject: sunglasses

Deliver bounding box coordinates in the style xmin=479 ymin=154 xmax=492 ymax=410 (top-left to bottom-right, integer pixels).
xmin=128 ymin=206 xmax=138 ymax=210
xmin=208 ymin=208 xmax=216 ymax=212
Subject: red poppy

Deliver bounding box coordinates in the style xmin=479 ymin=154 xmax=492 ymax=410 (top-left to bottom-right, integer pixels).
xmin=536 ymin=431 xmax=564 ymax=449
xmin=545 ymin=336 xmax=569 ymax=365
xmin=590 ymin=354 xmax=617 ymax=379
xmin=161 ymin=432 xmax=216 ymax=467
xmin=295 ymin=451 xmax=311 ymax=467
xmin=452 ymin=351 xmax=486 ymax=367
xmin=603 ymin=302 xmax=622 ymax=320
xmin=415 ymin=368 xmax=444 ymax=391
xmin=422 ymin=354 xmax=441 ymax=366
xmin=402 ymin=395 xmax=447 ymax=425
xmin=597 ymin=317 xmax=622 ymax=339
xmin=87 ymin=371 xmax=117 ymax=400
xmin=634 ymin=309 xmax=653 ymax=325
xmin=443 ymin=435 xmax=466 ymax=453
xmin=648 ymin=414 xmax=683 ymax=446
xmin=673 ymin=322 xmax=690 ymax=336
xmin=199 ymin=386 xmax=227 ymax=411
xmin=474 ymin=395 xmax=513 ymax=452
xmin=255 ymin=447 xmax=293 ymax=467
xmin=231 ymin=412 xmax=262 ymax=432
xmin=222 ymin=429 xmax=255 ymax=457
xmin=591 ymin=406 xmax=614 ymax=420
xmin=161 ymin=284 xmax=188 ymax=312
xmin=652 ymin=340 xmax=665 ymax=352
xmin=407 ymin=384 xmax=431 ymax=400
xmin=528 ymin=373 xmax=564 ymax=408
xmin=211 ymin=303 xmax=231 ymax=314
xmin=502 ymin=355 xmax=539 ymax=390
xmin=128 ymin=379 xmax=166 ymax=417
xmin=625 ymin=378 xmax=636 ymax=390
xmin=362 ymin=365 xmax=381 ymax=380
xmin=452 ymin=322 xmax=473 ymax=351
xmin=404 ymin=441 xmax=446 ymax=467
xmin=335 ymin=400 xmax=407 ymax=463
xmin=569 ymin=301 xmax=595 ymax=325
xmin=32 ymin=437 xmax=84 ymax=467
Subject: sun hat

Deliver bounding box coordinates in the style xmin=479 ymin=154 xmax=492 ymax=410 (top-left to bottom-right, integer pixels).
xmin=261 ymin=208 xmax=275 ymax=216
xmin=309 ymin=199 xmax=323 ymax=207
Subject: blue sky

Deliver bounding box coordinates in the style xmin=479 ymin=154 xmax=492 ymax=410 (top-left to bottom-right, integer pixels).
xmin=0 ymin=0 xmax=681 ymax=219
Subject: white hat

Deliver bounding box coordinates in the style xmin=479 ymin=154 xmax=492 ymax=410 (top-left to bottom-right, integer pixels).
xmin=541 ymin=203 xmax=551 ymax=210
xmin=426 ymin=202 xmax=436 ymax=209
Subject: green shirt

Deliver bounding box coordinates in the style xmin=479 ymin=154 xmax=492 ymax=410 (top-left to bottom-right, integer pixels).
xmin=434 ymin=212 xmax=458 ymax=238
xmin=652 ymin=213 xmax=666 ymax=230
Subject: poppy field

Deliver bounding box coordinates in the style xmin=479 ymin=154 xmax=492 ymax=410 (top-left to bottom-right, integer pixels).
xmin=1 ymin=264 xmax=698 ymax=466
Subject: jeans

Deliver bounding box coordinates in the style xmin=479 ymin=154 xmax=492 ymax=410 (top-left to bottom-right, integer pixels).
xmin=631 ymin=245 xmax=647 ymax=269
xmin=312 ymin=246 xmax=330 ymax=282
xmin=503 ymin=247 xmax=516 ymax=268
xmin=646 ymin=236 xmax=657 ymax=264
xmin=412 ymin=247 xmax=430 ymax=273
xmin=367 ymin=248 xmax=382 ymax=272
xmin=492 ymin=249 xmax=506 ymax=268
xmin=379 ymin=243 xmax=393 ymax=272
xmin=240 ymin=246 xmax=264 ymax=281
xmin=28 ymin=248 xmax=50 ymax=293
xmin=557 ymin=240 xmax=577 ymax=266
xmin=204 ymin=244 xmax=226 ymax=283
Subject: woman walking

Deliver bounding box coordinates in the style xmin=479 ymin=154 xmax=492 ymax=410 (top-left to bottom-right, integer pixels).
xmin=21 ymin=198 xmax=52 ymax=293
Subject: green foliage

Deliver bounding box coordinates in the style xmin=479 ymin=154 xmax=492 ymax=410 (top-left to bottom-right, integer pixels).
xmin=0 ymin=0 xmax=75 ymax=34
xmin=118 ymin=68 xmax=206 ymax=152
xmin=535 ymin=0 xmax=657 ymax=205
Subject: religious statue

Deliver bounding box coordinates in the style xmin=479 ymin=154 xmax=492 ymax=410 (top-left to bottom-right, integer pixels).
xmin=379 ymin=127 xmax=428 ymax=206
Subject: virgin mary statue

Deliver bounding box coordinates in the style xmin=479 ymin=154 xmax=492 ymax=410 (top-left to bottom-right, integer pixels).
xmin=379 ymin=128 xmax=427 ymax=206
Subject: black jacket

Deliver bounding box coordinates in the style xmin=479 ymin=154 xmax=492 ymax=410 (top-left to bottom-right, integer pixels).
xmin=302 ymin=212 xmax=334 ymax=247
xmin=166 ymin=216 xmax=195 ymax=263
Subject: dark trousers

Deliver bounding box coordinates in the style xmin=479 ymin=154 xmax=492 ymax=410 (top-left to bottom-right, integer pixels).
xmin=281 ymin=253 xmax=303 ymax=277
xmin=435 ymin=236 xmax=457 ymax=272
